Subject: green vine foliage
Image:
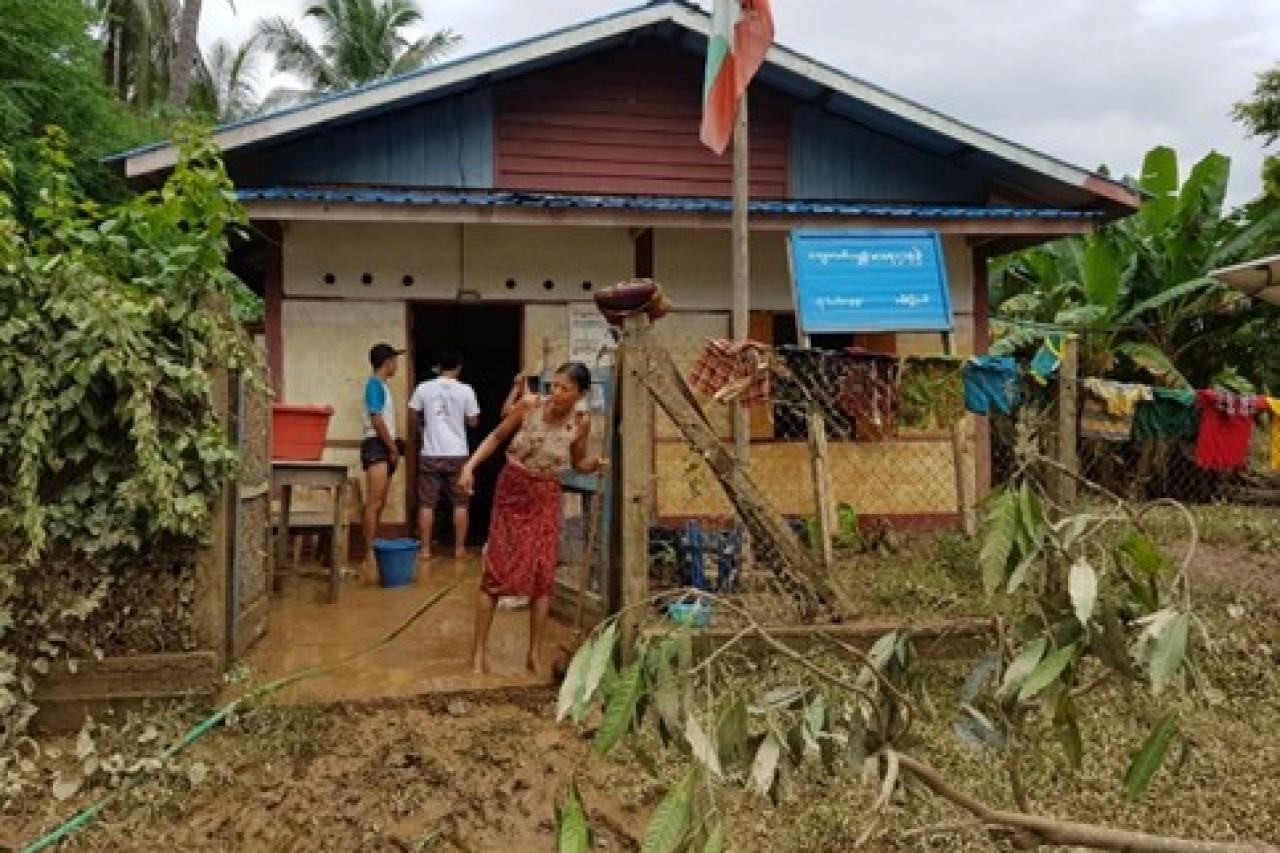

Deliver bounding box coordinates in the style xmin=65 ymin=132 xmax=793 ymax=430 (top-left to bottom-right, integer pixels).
xmin=0 ymin=125 xmax=256 ymax=740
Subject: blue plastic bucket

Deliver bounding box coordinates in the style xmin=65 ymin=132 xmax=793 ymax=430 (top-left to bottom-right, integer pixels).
xmin=371 ymin=538 xmax=420 ymax=588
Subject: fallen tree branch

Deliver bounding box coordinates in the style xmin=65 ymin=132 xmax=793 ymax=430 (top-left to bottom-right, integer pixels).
xmin=891 ymin=750 xmax=1278 ymax=853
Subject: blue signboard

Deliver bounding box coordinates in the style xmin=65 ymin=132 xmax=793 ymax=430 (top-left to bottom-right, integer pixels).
xmin=788 ymin=230 xmax=953 ymax=334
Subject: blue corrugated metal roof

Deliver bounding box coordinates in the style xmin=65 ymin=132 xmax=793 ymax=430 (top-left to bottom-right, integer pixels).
xmin=238 ymin=188 xmax=1100 ymax=219
xmin=237 ymin=187 xmax=1104 ymax=219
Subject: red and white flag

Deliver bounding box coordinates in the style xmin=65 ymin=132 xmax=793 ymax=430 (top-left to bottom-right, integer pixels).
xmin=700 ymin=0 xmax=775 ymax=155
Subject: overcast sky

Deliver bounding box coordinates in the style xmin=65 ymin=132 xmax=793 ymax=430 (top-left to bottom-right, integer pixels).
xmin=201 ymin=0 xmax=1278 ymax=205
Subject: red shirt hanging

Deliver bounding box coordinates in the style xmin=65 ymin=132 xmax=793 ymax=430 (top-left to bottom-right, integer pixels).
xmin=1194 ymin=390 xmax=1261 ymax=471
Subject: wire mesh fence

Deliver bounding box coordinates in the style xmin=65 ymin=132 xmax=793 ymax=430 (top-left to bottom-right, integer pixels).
xmin=764 ymin=346 xmax=970 ymax=529
xmin=644 ymin=330 xmax=1279 ymax=623
xmin=654 ymin=341 xmax=975 ymax=615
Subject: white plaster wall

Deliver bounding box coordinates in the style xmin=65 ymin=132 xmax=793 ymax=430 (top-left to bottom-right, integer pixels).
xmin=654 ymin=230 xmax=793 ymax=311
xmin=461 ymin=224 xmax=633 ymax=300
xmin=283 ymin=222 xmax=634 ymax=302
xmin=281 ymin=299 xmax=410 ymax=522
xmin=283 ymin=222 xmax=460 ymax=299
xmin=283 ymin=222 xmax=975 ymax=318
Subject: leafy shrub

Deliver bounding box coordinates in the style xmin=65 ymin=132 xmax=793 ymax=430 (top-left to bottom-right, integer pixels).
xmin=0 ymin=126 xmax=256 ymax=741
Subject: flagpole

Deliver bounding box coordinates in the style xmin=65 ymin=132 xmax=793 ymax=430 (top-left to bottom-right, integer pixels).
xmin=732 ymin=91 xmax=753 ymax=570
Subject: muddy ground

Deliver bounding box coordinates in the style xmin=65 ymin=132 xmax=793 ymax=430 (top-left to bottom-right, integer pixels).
xmin=5 ymin=517 xmax=1280 ymax=852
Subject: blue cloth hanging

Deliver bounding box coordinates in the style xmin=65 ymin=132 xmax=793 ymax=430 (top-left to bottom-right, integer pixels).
xmin=963 ymin=356 xmax=1022 ymax=415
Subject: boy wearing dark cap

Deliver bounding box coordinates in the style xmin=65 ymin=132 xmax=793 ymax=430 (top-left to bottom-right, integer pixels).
xmin=361 ymin=343 xmax=403 ymax=582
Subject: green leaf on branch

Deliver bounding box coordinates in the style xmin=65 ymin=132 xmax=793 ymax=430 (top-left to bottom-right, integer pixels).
xmin=751 ymin=733 xmax=783 ymax=798
xmin=715 ymin=696 xmax=751 ymax=773
xmin=557 ymin=638 xmax=593 ymax=723
xmin=1149 ymin=612 xmax=1190 ymax=695
xmin=556 ymin=781 xmax=591 ymax=853
xmin=1017 ymin=482 xmax=1047 ymax=549
xmin=998 ymin=638 xmax=1046 ymax=701
xmin=640 ymin=767 xmax=697 ymax=853
xmin=684 ymin=713 xmax=723 ymax=778
xmin=1054 ymin=690 xmax=1084 ymax=769
xmin=595 ymin=659 xmax=644 ymax=755
xmin=575 ymin=622 xmax=617 ymax=720
xmin=1006 ymin=550 xmax=1038 ymax=594
xmin=1124 ymin=712 xmax=1179 ymax=800
xmin=652 ymin=663 xmax=684 ymax=743
xmin=1118 ymin=530 xmax=1167 ymax=575
xmin=702 ymin=822 xmax=724 ymax=853
xmin=980 ymin=489 xmax=1020 ymax=595
xmin=1115 ymin=342 xmax=1190 ymax=388
xmin=952 ymin=704 xmax=1004 ymax=752
xmin=1017 ymin=642 xmax=1077 ymax=703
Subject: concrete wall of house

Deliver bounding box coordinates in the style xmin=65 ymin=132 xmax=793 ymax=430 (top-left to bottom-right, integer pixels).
xmin=275 ymin=222 xmax=979 ymax=527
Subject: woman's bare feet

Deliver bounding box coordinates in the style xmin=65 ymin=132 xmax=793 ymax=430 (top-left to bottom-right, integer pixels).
xmin=360 ymin=558 xmax=379 ymax=585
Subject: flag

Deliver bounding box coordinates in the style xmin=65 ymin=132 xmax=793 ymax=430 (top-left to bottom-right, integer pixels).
xmin=700 ymin=0 xmax=775 ymax=155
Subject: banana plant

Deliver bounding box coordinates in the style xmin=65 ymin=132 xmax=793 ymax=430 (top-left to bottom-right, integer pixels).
xmin=993 ymin=145 xmax=1280 ymax=389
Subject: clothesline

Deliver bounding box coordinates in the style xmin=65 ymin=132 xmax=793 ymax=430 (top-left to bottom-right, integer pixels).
xmin=686 ymin=338 xmax=1279 ymax=476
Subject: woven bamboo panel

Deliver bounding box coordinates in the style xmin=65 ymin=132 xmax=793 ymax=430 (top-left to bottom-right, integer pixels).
xmin=653 ymin=312 xmax=733 ymax=441
xmin=655 ymin=437 xmax=961 ymax=519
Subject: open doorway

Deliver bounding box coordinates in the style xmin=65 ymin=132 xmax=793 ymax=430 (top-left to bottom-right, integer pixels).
xmin=410 ymin=304 xmax=522 ymax=548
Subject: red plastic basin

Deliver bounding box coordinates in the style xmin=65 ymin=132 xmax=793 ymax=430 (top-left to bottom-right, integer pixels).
xmin=271 ymin=404 xmax=334 ymax=460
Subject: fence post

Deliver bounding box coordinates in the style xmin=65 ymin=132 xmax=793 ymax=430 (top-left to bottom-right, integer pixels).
xmin=618 ymin=313 xmax=654 ymax=661
xmin=798 ymin=332 xmax=836 ymax=567
xmin=1055 ymin=334 xmax=1080 ymax=512
xmin=942 ymin=332 xmax=978 ymax=537
xmin=195 ymin=366 xmax=231 ymax=671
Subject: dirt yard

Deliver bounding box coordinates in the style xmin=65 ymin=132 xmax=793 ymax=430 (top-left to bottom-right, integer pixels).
xmin=5 ymin=513 xmax=1280 ymax=851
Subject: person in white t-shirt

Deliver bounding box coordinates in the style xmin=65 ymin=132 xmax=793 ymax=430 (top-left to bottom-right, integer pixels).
xmin=408 ymin=349 xmax=480 ymax=560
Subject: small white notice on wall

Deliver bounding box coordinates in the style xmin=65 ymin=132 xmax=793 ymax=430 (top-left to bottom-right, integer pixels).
xmin=568 ymin=303 xmax=616 ymax=365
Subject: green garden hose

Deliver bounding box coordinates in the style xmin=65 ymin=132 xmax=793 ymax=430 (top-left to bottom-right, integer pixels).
xmin=21 ymin=578 xmax=464 ymax=853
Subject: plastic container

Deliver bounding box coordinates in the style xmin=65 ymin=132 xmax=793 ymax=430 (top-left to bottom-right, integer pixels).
xmin=371 ymin=539 xmax=420 ymax=588
xmin=271 ymin=404 xmax=334 ymax=460
xmin=666 ymin=600 xmax=713 ymax=628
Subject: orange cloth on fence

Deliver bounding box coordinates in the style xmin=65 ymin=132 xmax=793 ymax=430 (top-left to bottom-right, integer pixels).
xmin=1268 ymin=397 xmax=1280 ymax=472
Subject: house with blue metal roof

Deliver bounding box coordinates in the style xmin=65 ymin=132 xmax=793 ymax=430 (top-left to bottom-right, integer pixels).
xmin=114 ymin=0 xmax=1139 ymax=542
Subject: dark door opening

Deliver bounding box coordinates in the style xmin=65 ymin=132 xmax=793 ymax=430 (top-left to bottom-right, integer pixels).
xmin=410 ymin=304 xmax=522 ymax=548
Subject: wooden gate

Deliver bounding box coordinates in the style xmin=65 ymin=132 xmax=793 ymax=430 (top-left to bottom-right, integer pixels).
xmin=227 ymin=369 xmax=272 ymax=659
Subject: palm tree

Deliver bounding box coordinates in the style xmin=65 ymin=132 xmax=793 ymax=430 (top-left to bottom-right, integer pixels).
xmin=257 ymin=0 xmax=460 ymax=105
xmin=167 ymin=0 xmax=212 ymax=107
xmin=190 ymin=34 xmax=263 ymax=120
xmin=91 ymin=0 xmax=179 ymax=107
